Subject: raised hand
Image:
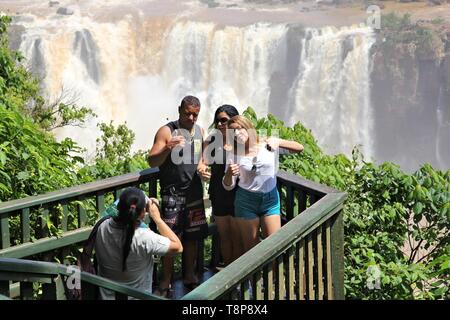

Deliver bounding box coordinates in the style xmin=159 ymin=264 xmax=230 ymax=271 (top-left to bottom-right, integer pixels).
xmin=147 ymin=197 xmax=162 ymax=222
xmin=265 ymin=137 xmax=280 ymax=151
xmin=198 ymin=165 xmax=211 ymax=182
xmin=166 ymin=135 xmax=186 ymax=150
xmin=226 ymin=159 xmax=240 ymax=177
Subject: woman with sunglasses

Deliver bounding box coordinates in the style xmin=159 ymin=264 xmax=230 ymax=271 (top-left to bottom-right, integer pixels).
xmin=201 ymin=105 xmax=244 ymax=268
xmin=222 ymin=115 xmax=304 ymax=255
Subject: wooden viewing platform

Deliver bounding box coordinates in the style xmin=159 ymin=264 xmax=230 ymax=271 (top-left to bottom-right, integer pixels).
xmin=0 ymin=168 xmax=346 ymax=300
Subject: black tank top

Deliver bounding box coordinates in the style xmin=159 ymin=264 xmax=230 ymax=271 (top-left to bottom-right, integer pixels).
xmin=159 ymin=121 xmax=203 ymax=193
xmin=208 ymin=135 xmax=237 ymax=203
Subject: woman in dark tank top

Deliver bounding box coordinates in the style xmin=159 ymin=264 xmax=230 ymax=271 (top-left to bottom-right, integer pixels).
xmin=206 ymin=105 xmax=243 ymax=267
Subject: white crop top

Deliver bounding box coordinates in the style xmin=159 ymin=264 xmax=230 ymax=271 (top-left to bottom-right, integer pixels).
xmin=223 ymin=145 xmax=279 ymax=193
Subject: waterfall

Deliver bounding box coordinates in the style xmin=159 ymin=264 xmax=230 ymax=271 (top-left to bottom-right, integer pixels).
xmin=12 ymin=13 xmax=376 ymax=163
xmin=289 ymin=26 xmax=376 ymax=158
xmin=73 ymin=29 xmax=101 ymax=85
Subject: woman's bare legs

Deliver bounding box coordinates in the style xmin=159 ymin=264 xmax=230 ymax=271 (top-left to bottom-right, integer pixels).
xmin=261 ymin=214 xmax=281 ymax=239
xmin=214 ymin=215 xmax=234 ymax=266
xmin=230 ymin=217 xmax=244 ymax=261
xmin=236 ymin=217 xmax=260 ymax=253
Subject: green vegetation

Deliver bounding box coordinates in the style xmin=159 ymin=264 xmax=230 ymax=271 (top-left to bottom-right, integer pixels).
xmin=378 ymin=12 xmax=446 ymax=61
xmin=244 ymin=107 xmax=449 ymax=300
xmin=0 ymin=15 xmax=83 ymax=201
xmin=0 ymin=15 xmax=147 ymax=202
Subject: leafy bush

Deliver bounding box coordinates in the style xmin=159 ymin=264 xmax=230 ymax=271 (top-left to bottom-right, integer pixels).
xmin=78 ymin=121 xmax=148 ymax=181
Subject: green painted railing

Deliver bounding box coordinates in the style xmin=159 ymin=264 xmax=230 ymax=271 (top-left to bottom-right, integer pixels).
xmin=0 ymin=167 xmax=217 ymax=299
xmin=182 ymin=170 xmax=347 ymax=300
xmin=0 ymin=257 xmax=164 ymax=300
xmin=0 ymin=168 xmax=346 ymax=300
xmin=0 ymin=293 xmax=11 ymax=300
xmin=0 ymin=167 xmax=160 ymax=257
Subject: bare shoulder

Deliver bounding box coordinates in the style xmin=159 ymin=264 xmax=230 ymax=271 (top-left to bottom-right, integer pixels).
xmin=154 ymin=125 xmax=172 ymax=142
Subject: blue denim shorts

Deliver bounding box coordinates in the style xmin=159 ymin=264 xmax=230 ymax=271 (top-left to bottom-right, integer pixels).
xmin=234 ymin=187 xmax=281 ymax=220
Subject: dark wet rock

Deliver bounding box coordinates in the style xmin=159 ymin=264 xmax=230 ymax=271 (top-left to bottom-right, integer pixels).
xmin=316 ymin=0 xmax=336 ymax=5
xmin=29 ymin=38 xmax=47 ymax=81
xmin=370 ymin=19 xmax=450 ymax=171
xmin=427 ymin=0 xmax=443 ymax=5
xmin=363 ymin=1 xmax=385 ymax=9
xmin=11 ymin=15 xmax=35 ymax=23
xmin=56 ymin=7 xmax=74 ymax=15
xmin=8 ymin=24 xmax=26 ymax=51
xmin=342 ymin=35 xmax=354 ymax=61
xmin=73 ymin=29 xmax=101 ymax=84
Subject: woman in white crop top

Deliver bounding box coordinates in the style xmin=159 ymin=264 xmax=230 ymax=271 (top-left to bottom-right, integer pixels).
xmin=222 ymin=115 xmax=304 ymax=255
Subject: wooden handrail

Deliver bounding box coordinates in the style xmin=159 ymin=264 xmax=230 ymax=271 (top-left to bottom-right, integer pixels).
xmin=0 ymin=168 xmax=159 ymax=216
xmin=181 ymin=192 xmax=346 ymax=300
xmin=0 ymin=257 xmax=165 ymax=300
xmin=0 ymin=168 xmax=347 ymax=300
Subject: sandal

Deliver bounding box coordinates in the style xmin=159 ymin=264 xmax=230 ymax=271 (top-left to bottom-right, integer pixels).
xmin=154 ymin=287 xmax=172 ymax=298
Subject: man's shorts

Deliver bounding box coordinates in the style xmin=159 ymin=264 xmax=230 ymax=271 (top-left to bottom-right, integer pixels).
xmin=234 ymin=186 xmax=281 ymax=220
xmin=161 ymin=187 xmax=208 ymax=241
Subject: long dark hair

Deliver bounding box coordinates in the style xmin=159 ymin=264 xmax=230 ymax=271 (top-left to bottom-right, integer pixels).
xmin=212 ymin=104 xmax=239 ymax=128
xmin=114 ymin=187 xmax=146 ymax=271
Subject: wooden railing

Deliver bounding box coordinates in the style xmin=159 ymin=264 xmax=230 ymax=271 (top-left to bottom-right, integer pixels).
xmin=0 ymin=168 xmax=160 ymax=258
xmin=0 ymin=257 xmax=164 ymax=300
xmin=182 ymin=170 xmax=346 ymax=300
xmin=0 ymin=168 xmax=346 ymax=300
xmin=0 ymin=167 xmax=217 ymax=299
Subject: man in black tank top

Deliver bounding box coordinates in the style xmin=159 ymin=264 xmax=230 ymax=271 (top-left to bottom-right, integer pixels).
xmin=148 ymin=95 xmax=210 ymax=297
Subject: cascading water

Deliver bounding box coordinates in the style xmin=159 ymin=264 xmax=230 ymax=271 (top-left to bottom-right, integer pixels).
xmin=289 ymin=26 xmax=375 ymax=158
xmin=12 ymin=12 xmax=376 ymax=163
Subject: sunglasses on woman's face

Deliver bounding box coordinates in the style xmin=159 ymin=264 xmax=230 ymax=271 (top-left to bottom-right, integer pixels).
xmin=215 ymin=117 xmax=229 ymax=125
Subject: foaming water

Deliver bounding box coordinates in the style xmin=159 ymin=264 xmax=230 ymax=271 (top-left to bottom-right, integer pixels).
xmin=290 ymin=26 xmax=376 ymax=158
xmin=11 ymin=10 xmax=377 ymax=163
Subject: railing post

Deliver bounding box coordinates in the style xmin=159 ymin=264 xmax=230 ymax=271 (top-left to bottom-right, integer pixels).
xmin=0 ymin=280 xmax=10 ymax=297
xmin=0 ymin=215 xmax=10 ymax=249
xmin=209 ymin=225 xmax=221 ymax=269
xmin=96 ymin=193 xmax=105 ymax=217
xmin=330 ymin=210 xmax=344 ymax=300
xmin=42 ymin=281 xmax=57 ymax=300
xmin=20 ymin=281 xmax=33 ymax=300
xmin=21 ymin=209 xmax=30 ymax=244
xmin=286 ymin=186 xmax=294 ymax=221
xmin=297 ymin=190 xmax=307 ymax=215
xmin=77 ymin=199 xmax=87 ymax=228
xmin=149 ymin=179 xmax=157 ymax=198
xmin=41 ymin=206 xmax=49 ymax=238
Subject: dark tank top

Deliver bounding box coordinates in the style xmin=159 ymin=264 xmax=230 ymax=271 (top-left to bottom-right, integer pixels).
xmin=159 ymin=121 xmax=203 ymax=195
xmin=208 ymin=135 xmax=236 ymax=204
